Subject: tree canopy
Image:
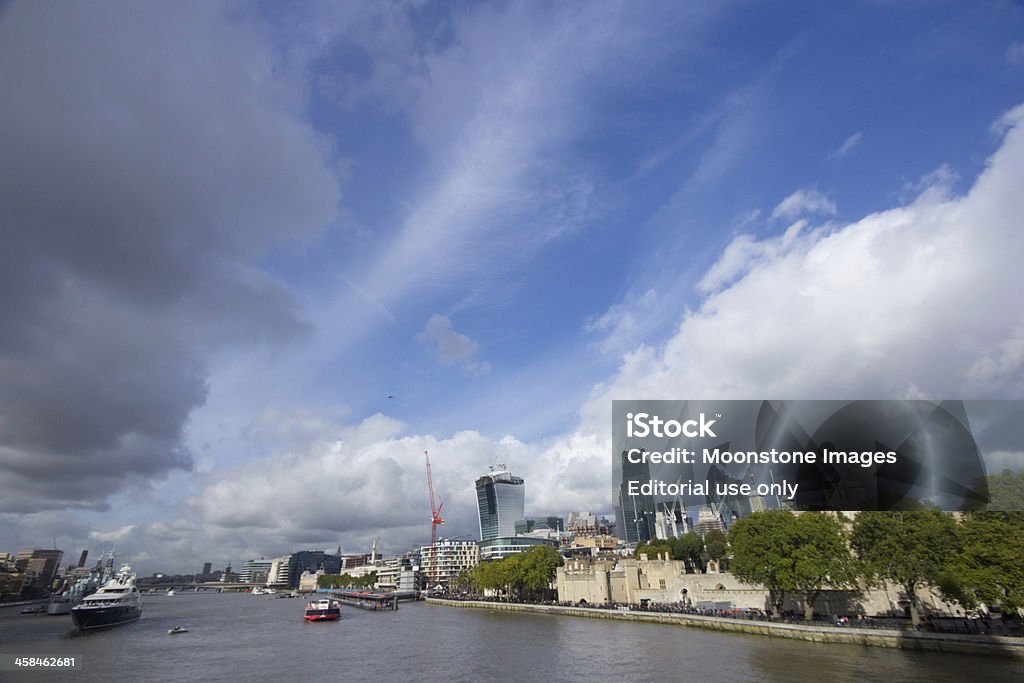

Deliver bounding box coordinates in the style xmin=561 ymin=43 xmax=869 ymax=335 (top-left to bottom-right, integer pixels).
xmin=317 ymin=571 xmax=377 ymax=589
xmin=850 ymin=509 xmax=958 ymax=626
xmin=940 ymin=512 xmax=1024 ymax=614
xmin=728 ymin=510 xmax=798 ymax=617
xmin=729 ymin=510 xmax=855 ymax=620
xmin=634 ymin=532 xmax=711 ymax=573
xmin=984 ymin=469 xmax=1024 ymax=512
xmin=467 ymin=545 xmax=563 ymax=600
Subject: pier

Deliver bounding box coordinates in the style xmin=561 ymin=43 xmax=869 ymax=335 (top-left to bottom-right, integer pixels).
xmin=324 ymin=589 xmax=399 ymax=611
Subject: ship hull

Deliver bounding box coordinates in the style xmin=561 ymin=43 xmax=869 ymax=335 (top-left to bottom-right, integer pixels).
xmin=47 ymin=598 xmax=75 ymax=615
xmin=303 ymin=612 xmax=340 ymax=621
xmin=71 ymin=604 xmax=141 ymax=630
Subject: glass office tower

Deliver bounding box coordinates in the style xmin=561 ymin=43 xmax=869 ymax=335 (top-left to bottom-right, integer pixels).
xmin=475 ymin=465 xmax=525 ymax=541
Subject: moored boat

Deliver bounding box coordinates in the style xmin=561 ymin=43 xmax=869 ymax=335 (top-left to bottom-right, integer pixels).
xmin=70 ymin=564 xmax=142 ymax=630
xmin=303 ymin=598 xmax=341 ymax=621
xmin=50 ymin=552 xmax=114 ymax=615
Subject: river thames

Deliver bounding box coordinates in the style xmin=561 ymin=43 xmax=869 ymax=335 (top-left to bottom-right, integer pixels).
xmin=2 ymin=592 xmax=1023 ymax=682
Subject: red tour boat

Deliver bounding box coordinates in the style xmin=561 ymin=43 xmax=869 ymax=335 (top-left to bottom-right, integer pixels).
xmin=303 ymin=598 xmax=341 ymax=621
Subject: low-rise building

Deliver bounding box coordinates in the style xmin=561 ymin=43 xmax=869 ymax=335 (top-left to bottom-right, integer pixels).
xmin=478 ymin=536 xmax=558 ymax=562
xmin=298 ymin=569 xmax=324 ymax=592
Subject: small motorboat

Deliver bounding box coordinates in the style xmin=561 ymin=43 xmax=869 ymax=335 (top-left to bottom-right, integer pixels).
xmin=168 ymin=626 xmax=188 ymax=634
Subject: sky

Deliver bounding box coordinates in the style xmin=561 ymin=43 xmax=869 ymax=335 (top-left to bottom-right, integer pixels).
xmin=1 ymin=0 xmax=1023 ymax=575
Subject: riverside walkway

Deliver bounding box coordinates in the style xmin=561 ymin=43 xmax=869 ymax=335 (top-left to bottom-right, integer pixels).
xmin=426 ymin=598 xmax=1024 ymax=659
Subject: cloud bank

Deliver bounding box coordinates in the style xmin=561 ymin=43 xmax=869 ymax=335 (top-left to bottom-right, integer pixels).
xmin=0 ymin=2 xmax=340 ymax=512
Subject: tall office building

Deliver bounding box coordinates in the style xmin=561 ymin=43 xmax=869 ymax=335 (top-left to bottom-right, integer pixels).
xmin=239 ymin=558 xmax=273 ymax=584
xmin=706 ymin=464 xmax=753 ymax=529
xmin=654 ymin=500 xmax=691 ymax=540
xmin=14 ymin=549 xmax=64 ymax=592
xmin=618 ymin=450 xmax=656 ymax=544
xmin=286 ymin=550 xmax=341 ymax=588
xmin=475 ymin=464 xmax=525 ymax=541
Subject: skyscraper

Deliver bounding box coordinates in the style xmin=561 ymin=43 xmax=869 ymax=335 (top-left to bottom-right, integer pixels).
xmin=475 ymin=464 xmax=525 ymax=541
xmin=14 ymin=548 xmax=64 ymax=592
xmin=618 ymin=449 xmax=656 ymax=544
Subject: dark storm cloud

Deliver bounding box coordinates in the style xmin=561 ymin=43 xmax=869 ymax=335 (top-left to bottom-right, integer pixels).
xmin=0 ymin=2 xmax=340 ymax=512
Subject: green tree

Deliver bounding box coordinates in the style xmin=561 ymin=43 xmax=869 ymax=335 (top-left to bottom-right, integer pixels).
xmin=470 ymin=561 xmax=503 ymax=594
xmin=729 ymin=510 xmax=798 ymax=617
xmin=730 ymin=511 xmax=856 ymax=621
xmin=518 ymin=545 xmax=564 ymax=597
xmin=451 ymin=569 xmax=474 ymax=595
xmin=790 ymin=512 xmax=857 ymax=622
xmin=984 ymin=470 xmax=1024 ymax=511
xmin=634 ymin=540 xmax=673 ymax=560
xmin=851 ymin=509 xmax=959 ymax=627
xmin=703 ymin=529 xmax=728 ymax=570
xmin=671 ymin=532 xmax=704 ymax=573
xmin=941 ymin=512 xmax=1024 ymax=613
xmin=468 ymin=546 xmax=563 ymax=601
xmin=317 ymin=571 xmax=377 ymax=589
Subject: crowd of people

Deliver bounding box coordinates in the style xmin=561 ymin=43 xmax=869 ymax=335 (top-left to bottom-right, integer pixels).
xmin=436 ymin=592 xmax=1021 ymax=636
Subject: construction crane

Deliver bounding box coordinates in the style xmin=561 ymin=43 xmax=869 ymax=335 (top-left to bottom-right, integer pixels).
xmin=424 ymin=450 xmax=444 ymax=591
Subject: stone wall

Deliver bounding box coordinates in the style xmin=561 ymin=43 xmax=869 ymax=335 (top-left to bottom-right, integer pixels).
xmin=556 ymin=554 xmax=961 ymax=618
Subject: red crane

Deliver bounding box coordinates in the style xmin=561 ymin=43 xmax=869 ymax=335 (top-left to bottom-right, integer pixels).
xmin=424 ymin=450 xmax=444 ymax=590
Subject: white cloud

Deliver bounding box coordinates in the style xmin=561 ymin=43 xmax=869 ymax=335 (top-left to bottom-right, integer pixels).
xmin=177 ymin=414 xmax=608 ymax=561
xmin=1007 ymin=41 xmax=1024 ymax=66
xmin=586 ymin=104 xmax=1024 ymax=415
xmin=771 ymin=189 xmax=837 ymax=221
xmin=698 ymin=220 xmax=811 ymax=293
xmin=89 ymin=525 xmax=137 ymax=544
xmin=983 ymin=450 xmax=1024 ymax=473
xmin=585 ymin=289 xmax=658 ymax=355
xmin=831 ymin=131 xmax=863 ymax=159
xmin=417 ymin=314 xmax=490 ymax=375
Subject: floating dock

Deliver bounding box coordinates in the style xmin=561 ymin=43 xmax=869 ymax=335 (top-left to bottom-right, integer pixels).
xmin=326 ymin=590 xmax=399 ymax=611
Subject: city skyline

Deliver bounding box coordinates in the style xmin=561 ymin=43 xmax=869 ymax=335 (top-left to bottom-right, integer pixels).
xmin=2 ymin=2 xmax=1024 ymax=574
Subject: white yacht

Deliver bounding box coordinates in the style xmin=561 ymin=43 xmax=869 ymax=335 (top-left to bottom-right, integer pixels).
xmin=70 ymin=564 xmax=142 ymax=630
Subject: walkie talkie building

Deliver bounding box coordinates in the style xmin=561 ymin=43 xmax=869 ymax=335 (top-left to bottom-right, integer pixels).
xmin=475 ymin=464 xmax=525 ymax=541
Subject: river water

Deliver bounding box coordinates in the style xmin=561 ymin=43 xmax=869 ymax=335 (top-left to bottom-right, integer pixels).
xmin=2 ymin=593 xmax=1022 ymax=682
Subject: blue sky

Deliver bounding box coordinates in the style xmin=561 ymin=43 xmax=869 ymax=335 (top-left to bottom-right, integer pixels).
xmin=2 ymin=0 xmax=1023 ymax=573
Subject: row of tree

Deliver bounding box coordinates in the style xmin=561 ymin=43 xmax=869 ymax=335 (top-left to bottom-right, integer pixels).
xmin=634 ymin=529 xmax=728 ymax=574
xmin=452 ymin=545 xmax=563 ymax=601
xmin=727 ymin=509 xmax=1024 ymax=625
xmin=316 ymin=570 xmax=378 ymax=589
